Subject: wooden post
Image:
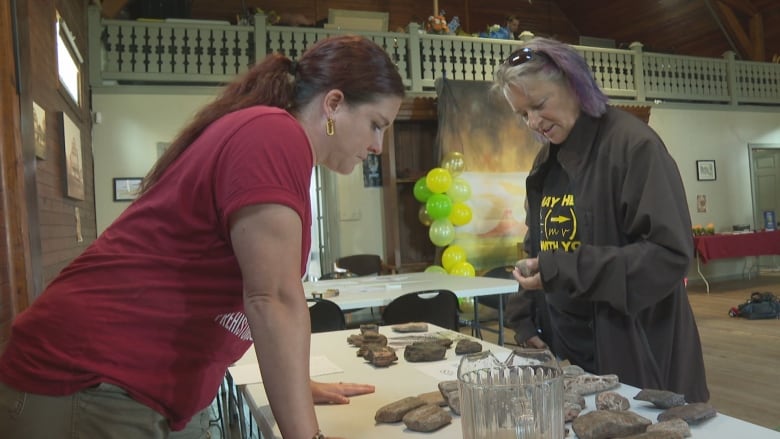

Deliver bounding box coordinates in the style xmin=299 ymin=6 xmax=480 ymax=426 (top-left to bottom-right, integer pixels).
xmin=433 ymin=0 xmax=438 ymax=16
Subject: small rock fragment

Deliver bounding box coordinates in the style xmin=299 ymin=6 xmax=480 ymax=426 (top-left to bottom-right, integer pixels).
xmin=404 ymin=342 xmax=447 ymax=362
xmin=563 ymin=364 xmax=586 ymax=377
xmin=657 ymin=403 xmax=717 ymax=424
xmin=360 ymin=324 xmax=379 ymax=334
xmin=364 ymin=346 xmax=397 ymax=367
xmin=647 ymin=418 xmax=691 ymax=437
xmin=454 ymin=339 xmax=482 ymax=355
xmin=392 ymin=322 xmax=428 ymax=332
xmin=634 ymin=389 xmax=687 ymax=409
xmin=566 ymin=373 xmax=620 ymax=396
xmin=596 ymin=391 xmax=630 ymax=411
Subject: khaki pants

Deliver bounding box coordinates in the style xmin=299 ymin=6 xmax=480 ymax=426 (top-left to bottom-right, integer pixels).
xmin=0 ymin=382 xmax=211 ymax=439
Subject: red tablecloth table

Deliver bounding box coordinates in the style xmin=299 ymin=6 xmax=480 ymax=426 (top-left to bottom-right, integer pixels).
xmin=693 ymin=230 xmax=780 ymax=292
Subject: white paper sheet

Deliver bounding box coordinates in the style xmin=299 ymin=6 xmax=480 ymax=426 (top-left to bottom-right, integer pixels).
xmin=228 ymin=355 xmax=344 ymax=385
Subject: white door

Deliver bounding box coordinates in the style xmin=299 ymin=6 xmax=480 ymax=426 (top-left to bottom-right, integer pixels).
xmin=750 ymin=145 xmax=780 ymax=269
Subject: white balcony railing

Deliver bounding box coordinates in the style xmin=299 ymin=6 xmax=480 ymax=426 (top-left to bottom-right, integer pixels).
xmin=88 ymin=6 xmax=780 ymax=106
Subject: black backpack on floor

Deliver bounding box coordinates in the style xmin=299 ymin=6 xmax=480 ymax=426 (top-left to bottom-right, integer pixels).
xmin=729 ymin=292 xmax=780 ymax=320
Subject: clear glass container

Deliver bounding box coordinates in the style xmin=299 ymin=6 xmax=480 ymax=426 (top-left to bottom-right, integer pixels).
xmin=457 ymin=349 xmax=564 ymax=439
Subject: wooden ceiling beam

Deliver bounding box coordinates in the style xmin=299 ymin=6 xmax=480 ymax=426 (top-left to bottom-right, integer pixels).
xmin=749 ymin=14 xmax=765 ymax=61
xmin=100 ymin=0 xmax=131 ymax=19
xmin=716 ymin=0 xmax=758 ymax=16
xmin=715 ymin=1 xmax=753 ymax=58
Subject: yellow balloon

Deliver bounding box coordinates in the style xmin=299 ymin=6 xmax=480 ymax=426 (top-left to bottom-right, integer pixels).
xmin=426 ymin=167 xmax=453 ymax=194
xmin=448 ymin=202 xmax=472 ymax=226
xmin=442 ymin=244 xmax=467 ymax=271
xmin=449 ymin=261 xmax=476 ymax=277
xmin=441 ymin=152 xmax=466 ymax=177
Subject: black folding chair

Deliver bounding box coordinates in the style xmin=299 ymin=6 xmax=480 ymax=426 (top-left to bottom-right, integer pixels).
xmin=307 ymin=298 xmax=346 ymax=333
xmin=381 ymin=289 xmax=460 ymax=331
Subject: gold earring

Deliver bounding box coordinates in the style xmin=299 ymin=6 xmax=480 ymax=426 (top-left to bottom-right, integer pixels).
xmin=326 ymin=118 xmax=335 ymax=136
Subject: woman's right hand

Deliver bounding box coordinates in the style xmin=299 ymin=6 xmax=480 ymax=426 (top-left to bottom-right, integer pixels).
xmin=522 ymin=335 xmax=548 ymax=349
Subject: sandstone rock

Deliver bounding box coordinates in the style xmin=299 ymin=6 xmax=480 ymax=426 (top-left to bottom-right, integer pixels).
xmin=565 ymin=391 xmax=586 ymax=421
xmin=634 ymin=389 xmax=687 ymax=409
xmin=563 ymin=364 xmax=586 ymax=377
xmin=391 ymin=322 xmax=428 ymax=332
xmin=360 ymin=324 xmax=379 ymax=334
xmin=417 ymin=391 xmax=447 ymax=406
xmin=364 ymin=346 xmax=397 ymax=367
xmin=374 ymin=396 xmax=426 ymax=423
xmin=565 ymin=401 xmax=584 ymax=422
xmin=647 ymin=418 xmax=691 ymax=437
xmin=658 ymin=402 xmax=717 ymax=424
xmin=572 ymin=410 xmax=652 ymax=439
xmin=447 ymin=390 xmax=461 ymax=415
xmin=623 ymin=431 xmax=684 ymax=439
xmin=347 ymin=334 xmax=364 ymax=346
xmin=566 ymin=373 xmax=620 ymax=396
xmin=596 ymin=391 xmax=630 ymax=411
xmin=361 ymin=332 xmax=387 ymax=346
xmin=454 ymin=339 xmax=483 ymax=355
xmin=404 ymin=342 xmax=447 ymax=362
xmin=357 ymin=342 xmax=387 ymax=357
xmin=438 ymin=380 xmax=459 ymax=400
xmin=402 ymin=403 xmax=452 ymax=432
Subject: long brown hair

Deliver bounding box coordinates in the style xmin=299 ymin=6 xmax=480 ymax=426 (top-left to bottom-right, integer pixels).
xmin=140 ymin=34 xmax=405 ymax=194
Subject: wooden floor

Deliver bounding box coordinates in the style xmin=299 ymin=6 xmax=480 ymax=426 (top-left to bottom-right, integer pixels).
xmin=464 ymin=273 xmax=780 ymax=431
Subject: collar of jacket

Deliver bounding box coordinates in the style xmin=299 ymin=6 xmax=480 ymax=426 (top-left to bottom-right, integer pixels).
xmin=526 ymin=109 xmax=604 ymax=189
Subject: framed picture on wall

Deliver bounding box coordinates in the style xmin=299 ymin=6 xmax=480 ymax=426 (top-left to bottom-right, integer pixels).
xmin=363 ymin=153 xmax=382 ymax=187
xmin=113 ymin=177 xmax=143 ymax=202
xmin=61 ymin=112 xmax=84 ymax=200
xmin=696 ymin=160 xmax=716 ymax=181
xmin=33 ymin=101 xmax=47 ymax=159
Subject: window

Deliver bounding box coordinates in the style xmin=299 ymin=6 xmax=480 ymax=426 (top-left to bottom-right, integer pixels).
xmin=56 ymin=11 xmax=82 ymax=108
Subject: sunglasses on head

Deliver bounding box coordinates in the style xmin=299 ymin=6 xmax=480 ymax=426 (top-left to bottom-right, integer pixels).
xmin=504 ymin=47 xmax=550 ymax=66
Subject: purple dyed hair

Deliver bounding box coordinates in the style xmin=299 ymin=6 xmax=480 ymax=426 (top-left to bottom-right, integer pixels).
xmin=493 ymin=37 xmax=608 ymax=118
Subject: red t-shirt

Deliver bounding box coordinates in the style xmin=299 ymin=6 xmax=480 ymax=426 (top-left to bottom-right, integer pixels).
xmin=0 ymin=106 xmax=313 ymax=430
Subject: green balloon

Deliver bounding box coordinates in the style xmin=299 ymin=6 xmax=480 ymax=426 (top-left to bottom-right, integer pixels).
xmin=424 ymin=265 xmax=447 ymax=274
xmin=426 ymin=193 xmax=453 ymax=220
xmin=447 ymin=178 xmax=472 ymax=203
xmin=429 ymin=218 xmax=455 ymax=247
xmin=413 ymin=177 xmax=433 ymax=203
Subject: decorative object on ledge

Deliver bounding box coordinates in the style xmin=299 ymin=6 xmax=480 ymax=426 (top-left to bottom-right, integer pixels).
xmin=426 ymin=11 xmax=449 ymax=35
xmin=61 ymin=112 xmax=84 ymax=200
xmin=113 ymin=177 xmax=143 ymax=202
xmin=696 ymin=160 xmax=716 ymax=181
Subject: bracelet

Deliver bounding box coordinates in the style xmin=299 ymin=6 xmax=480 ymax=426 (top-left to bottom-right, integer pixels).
xmin=312 ymin=430 xmax=325 ymax=439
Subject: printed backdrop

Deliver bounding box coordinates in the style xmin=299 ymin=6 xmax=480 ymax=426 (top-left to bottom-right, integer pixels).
xmin=436 ymin=79 xmax=542 ymax=272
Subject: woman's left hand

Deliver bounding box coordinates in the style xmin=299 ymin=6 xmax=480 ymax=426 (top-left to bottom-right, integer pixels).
xmin=310 ymin=380 xmax=375 ymax=404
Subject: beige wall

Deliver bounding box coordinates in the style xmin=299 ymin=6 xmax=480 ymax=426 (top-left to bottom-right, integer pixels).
xmin=92 ymin=88 xmax=216 ymax=233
